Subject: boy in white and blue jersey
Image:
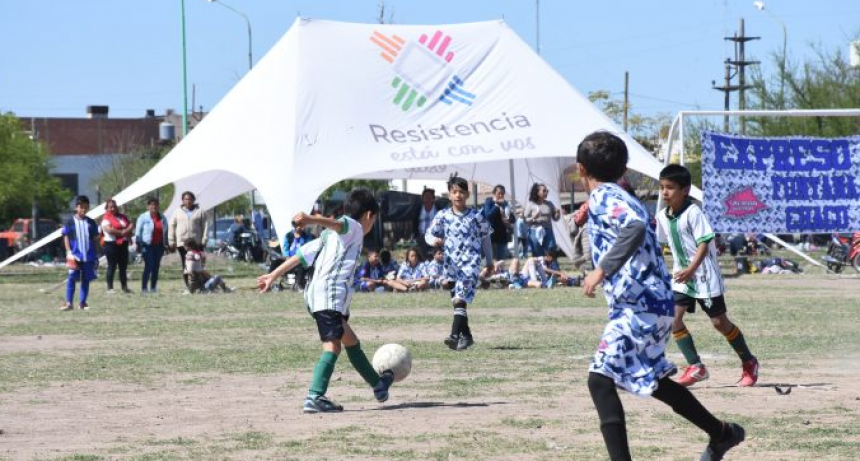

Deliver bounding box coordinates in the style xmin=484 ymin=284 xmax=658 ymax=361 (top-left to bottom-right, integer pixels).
xmin=578 ymin=132 xmax=744 ymax=461
xmin=61 ymin=195 xmax=100 ymax=311
xmin=257 ymin=190 xmax=394 ymax=414
xmin=657 ymin=164 xmax=758 ymax=388
xmin=425 ymin=175 xmax=493 ymax=351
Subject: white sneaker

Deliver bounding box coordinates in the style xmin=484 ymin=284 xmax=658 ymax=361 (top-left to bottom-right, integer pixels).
xmin=182 ymin=289 xmax=191 ymax=295
xmin=106 ymin=289 xmax=116 ymax=294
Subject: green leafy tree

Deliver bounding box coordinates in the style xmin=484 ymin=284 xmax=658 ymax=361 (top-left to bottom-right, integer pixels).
xmin=320 ymin=179 xmax=390 ymax=201
xmin=0 ymin=113 xmax=71 ymax=225
xmin=93 ymin=143 xmax=250 ymax=219
xmin=748 ymin=42 xmax=860 ymax=136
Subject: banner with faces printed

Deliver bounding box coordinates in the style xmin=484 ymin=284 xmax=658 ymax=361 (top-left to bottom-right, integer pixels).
xmin=701 ymin=131 xmax=860 ymax=233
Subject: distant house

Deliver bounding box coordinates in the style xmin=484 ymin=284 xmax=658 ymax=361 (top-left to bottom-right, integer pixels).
xmin=20 ymin=105 xmax=203 ymax=206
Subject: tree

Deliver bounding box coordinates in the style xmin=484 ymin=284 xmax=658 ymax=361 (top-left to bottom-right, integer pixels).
xmin=92 ymin=142 xmax=249 ymax=219
xmin=587 ymin=91 xmax=673 ymax=194
xmin=748 ymin=42 xmax=860 ymax=137
xmin=0 ymin=113 xmax=71 ymax=225
xmin=320 ymin=179 xmax=390 ymax=201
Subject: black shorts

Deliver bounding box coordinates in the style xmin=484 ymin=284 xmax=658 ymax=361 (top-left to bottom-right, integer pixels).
xmin=674 ymin=293 xmax=727 ymax=318
xmin=312 ymin=310 xmax=349 ymax=341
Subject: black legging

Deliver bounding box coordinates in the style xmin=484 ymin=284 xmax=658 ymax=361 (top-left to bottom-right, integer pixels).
xmin=588 ymin=372 xmax=724 ymax=461
xmin=104 ymin=241 xmax=129 ymax=290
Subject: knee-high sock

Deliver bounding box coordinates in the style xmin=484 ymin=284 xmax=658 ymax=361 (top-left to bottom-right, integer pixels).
xmin=588 ymin=372 xmax=632 ymax=461
xmin=308 ymin=351 xmax=338 ymax=397
xmin=346 ymin=342 xmax=380 ymax=387
xmin=723 ymin=326 xmax=754 ymax=362
xmin=673 ymin=328 xmax=701 ymax=365
xmin=452 ymin=300 xmax=469 ymax=338
xmin=651 ymin=377 xmax=723 ymax=439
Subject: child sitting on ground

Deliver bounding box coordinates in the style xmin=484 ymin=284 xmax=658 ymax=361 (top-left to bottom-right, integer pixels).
xmin=390 ymin=247 xmax=430 ymax=292
xmin=184 ymin=238 xmax=232 ymax=293
xmin=422 ymin=248 xmax=445 ymax=289
xmin=540 ymin=250 xmax=580 ymax=287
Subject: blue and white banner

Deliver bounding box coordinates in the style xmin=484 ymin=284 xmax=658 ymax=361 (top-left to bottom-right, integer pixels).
xmin=701 ymin=131 xmax=860 ymax=233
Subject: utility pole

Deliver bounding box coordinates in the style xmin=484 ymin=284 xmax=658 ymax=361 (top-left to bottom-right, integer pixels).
xmin=725 ymin=18 xmax=759 ymax=134
xmin=712 ymin=60 xmax=739 ymax=132
xmin=623 ymin=71 xmax=629 ymax=131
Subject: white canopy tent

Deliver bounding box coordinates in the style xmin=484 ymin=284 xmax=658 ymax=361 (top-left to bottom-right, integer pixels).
xmin=1 ymin=18 xmax=671 ymax=270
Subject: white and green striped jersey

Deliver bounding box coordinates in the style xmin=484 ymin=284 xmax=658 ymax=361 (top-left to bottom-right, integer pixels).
xmin=656 ymin=201 xmax=725 ymax=298
xmin=297 ymin=216 xmax=364 ymax=315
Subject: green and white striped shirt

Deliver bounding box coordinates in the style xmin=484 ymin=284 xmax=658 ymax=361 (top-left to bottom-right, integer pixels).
xmin=297 ymin=216 xmax=364 ymax=315
xmin=656 ymin=200 xmax=725 ymax=298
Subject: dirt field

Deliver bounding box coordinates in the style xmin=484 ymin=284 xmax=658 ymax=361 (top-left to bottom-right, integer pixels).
xmin=1 ymin=272 xmax=859 ymax=460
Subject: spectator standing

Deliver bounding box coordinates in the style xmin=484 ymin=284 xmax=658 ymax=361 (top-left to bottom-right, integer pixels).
xmin=101 ymin=198 xmax=133 ymax=294
xmin=413 ymin=188 xmax=438 ymax=259
xmin=168 ymin=191 xmax=211 ymax=292
xmin=135 ymin=197 xmax=168 ymax=294
xmin=483 ymin=185 xmax=514 ymax=261
xmin=524 ymin=183 xmax=560 ymax=257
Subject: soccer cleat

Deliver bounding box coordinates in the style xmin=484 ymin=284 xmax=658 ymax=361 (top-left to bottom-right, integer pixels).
xmin=444 ymin=335 xmax=459 ymax=350
xmin=59 ymin=303 xmax=74 ymax=311
xmin=739 ymin=357 xmax=759 ymax=387
xmin=302 ymin=395 xmax=343 ymax=414
xmin=456 ymin=335 xmax=475 ymax=351
xmin=373 ymin=370 xmax=395 ymax=403
xmin=79 ymin=302 xmax=90 ymax=311
xmin=677 ymin=363 xmax=710 ymax=387
xmin=700 ymin=422 xmax=745 ymax=461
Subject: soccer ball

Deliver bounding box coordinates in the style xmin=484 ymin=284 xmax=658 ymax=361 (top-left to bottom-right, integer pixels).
xmin=372 ymin=343 xmax=412 ymax=382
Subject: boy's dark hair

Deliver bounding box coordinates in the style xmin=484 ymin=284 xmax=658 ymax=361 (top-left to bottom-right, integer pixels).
xmin=493 ymin=184 xmax=505 ymax=194
xmin=184 ymin=237 xmax=198 ymax=250
xmin=380 ymin=249 xmax=392 ymax=265
xmin=544 ymin=249 xmax=558 ymax=259
xmin=146 ymin=196 xmax=159 ymax=206
xmin=447 ymin=175 xmax=469 ymax=192
xmin=74 ymin=195 xmax=90 ymax=207
xmin=344 ymin=189 xmax=379 ymax=220
xmin=181 ymin=191 xmax=196 ymax=201
xmin=659 ymin=164 xmax=692 ymax=190
xmin=576 ymin=131 xmax=628 ymax=182
xmin=421 ymin=188 xmax=435 ymax=199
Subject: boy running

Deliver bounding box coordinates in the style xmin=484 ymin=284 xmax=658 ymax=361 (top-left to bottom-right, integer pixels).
xmin=257 ymin=190 xmax=394 ymax=413
xmin=657 ymin=164 xmax=759 ymax=387
xmin=425 ymin=175 xmax=493 ymax=351
xmin=579 ymin=132 xmax=745 ymax=461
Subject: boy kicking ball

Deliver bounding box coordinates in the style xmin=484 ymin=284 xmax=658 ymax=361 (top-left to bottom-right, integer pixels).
xmin=578 ymin=132 xmax=745 ymax=461
xmin=257 ymin=190 xmax=393 ymax=413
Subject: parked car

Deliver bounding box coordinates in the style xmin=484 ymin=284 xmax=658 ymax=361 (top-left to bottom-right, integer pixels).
xmin=0 ymin=218 xmax=63 ymax=260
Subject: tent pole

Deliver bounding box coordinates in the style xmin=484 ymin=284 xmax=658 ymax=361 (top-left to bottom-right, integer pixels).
xmin=508 ymin=159 xmax=518 ymax=259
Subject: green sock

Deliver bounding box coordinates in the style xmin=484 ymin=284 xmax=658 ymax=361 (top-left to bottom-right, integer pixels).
xmin=346 ymin=342 xmax=380 ymax=387
xmin=673 ymin=329 xmax=701 ymax=365
xmin=724 ymin=326 xmax=754 ymax=362
xmin=308 ymin=351 xmax=338 ymax=397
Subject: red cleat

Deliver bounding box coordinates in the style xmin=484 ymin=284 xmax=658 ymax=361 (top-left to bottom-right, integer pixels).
xmin=677 ymin=363 xmax=710 ymax=387
xmin=739 ymin=357 xmax=759 ymax=387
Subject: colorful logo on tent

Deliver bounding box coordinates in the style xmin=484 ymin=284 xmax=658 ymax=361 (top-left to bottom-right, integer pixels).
xmin=370 ymin=29 xmax=476 ymax=111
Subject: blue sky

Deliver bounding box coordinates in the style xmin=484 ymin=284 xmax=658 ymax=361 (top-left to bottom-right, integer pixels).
xmin=1 ymin=0 xmax=857 ymax=119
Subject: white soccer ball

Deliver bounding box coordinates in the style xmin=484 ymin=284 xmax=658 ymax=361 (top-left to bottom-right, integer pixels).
xmin=372 ymin=343 xmax=412 ymax=383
